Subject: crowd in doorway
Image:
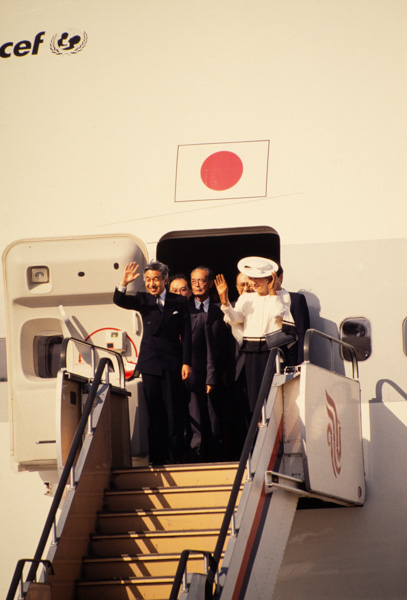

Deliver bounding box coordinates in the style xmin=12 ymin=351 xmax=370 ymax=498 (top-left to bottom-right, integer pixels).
xmin=113 ymin=257 xmax=309 ymax=465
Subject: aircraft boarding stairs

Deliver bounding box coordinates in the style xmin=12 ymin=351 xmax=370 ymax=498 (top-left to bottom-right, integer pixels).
xmin=7 ymin=330 xmax=365 ymax=600
xmin=7 ymin=338 xmax=241 ymax=600
xmin=172 ymin=328 xmax=365 ymax=600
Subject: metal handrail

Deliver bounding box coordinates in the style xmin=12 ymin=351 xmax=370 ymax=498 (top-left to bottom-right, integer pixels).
xmin=7 ymin=560 xmax=53 ymax=600
xmin=169 ymin=347 xmax=279 ymax=600
xmin=303 ymin=328 xmax=359 ymax=379
xmin=172 ymin=550 xmax=218 ymax=596
xmin=60 ymin=337 xmax=126 ymax=388
xmin=6 ymin=350 xmax=119 ymax=600
xmin=205 ymin=346 xmax=279 ymax=599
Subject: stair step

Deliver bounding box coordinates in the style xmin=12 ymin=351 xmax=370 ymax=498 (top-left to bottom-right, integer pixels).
xmin=91 ymin=528 xmax=226 ymax=556
xmin=112 ymin=462 xmax=239 ymax=490
xmin=75 ymin=576 xmax=175 ymax=600
xmin=105 ymin=484 xmax=239 ymax=511
xmin=75 ymin=462 xmax=238 ymax=598
xmin=82 ymin=552 xmax=207 ymax=579
xmin=97 ymin=506 xmax=229 ymax=534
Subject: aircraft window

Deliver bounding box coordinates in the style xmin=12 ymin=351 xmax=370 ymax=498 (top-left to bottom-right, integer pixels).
xmin=340 ymin=318 xmax=372 ymax=362
xmin=34 ymin=335 xmax=63 ymax=378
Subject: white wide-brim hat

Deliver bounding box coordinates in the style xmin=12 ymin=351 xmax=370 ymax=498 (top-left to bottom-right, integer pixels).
xmin=237 ymin=256 xmax=279 ymax=278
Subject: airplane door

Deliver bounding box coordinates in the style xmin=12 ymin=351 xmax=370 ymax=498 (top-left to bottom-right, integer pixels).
xmin=156 ymin=226 xmax=280 ymax=302
xmin=3 ymin=234 xmax=148 ymax=468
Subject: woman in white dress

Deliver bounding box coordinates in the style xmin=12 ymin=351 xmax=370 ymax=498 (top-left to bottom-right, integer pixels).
xmin=214 ymin=257 xmax=292 ymax=414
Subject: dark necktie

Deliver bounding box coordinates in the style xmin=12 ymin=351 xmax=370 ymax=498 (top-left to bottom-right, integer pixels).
xmin=156 ymin=297 xmax=163 ymax=310
xmin=200 ymin=302 xmax=205 ymax=312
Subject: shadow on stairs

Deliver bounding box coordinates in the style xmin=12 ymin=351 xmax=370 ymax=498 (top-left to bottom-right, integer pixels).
xmin=75 ymin=462 xmax=239 ymax=600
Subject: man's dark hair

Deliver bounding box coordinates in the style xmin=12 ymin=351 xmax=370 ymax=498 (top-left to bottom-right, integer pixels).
xmin=169 ymin=273 xmax=190 ymax=287
xmin=144 ymin=260 xmax=169 ymax=280
xmin=190 ymin=265 xmax=214 ymax=281
xmin=276 ymin=265 xmax=284 ymax=277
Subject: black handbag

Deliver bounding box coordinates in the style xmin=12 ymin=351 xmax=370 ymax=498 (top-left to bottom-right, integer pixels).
xmin=265 ymin=321 xmax=297 ymax=350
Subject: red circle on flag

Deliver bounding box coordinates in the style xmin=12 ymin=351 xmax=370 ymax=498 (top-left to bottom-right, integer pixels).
xmin=200 ymin=151 xmax=243 ymax=191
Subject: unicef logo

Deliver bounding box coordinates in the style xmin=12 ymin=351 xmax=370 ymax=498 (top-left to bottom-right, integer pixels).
xmin=50 ymin=30 xmax=88 ymax=55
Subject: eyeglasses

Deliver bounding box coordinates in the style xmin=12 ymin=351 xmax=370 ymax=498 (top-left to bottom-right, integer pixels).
xmin=191 ymin=278 xmax=208 ymax=284
xmin=172 ymin=286 xmax=189 ymax=293
xmin=237 ymin=282 xmax=252 ymax=289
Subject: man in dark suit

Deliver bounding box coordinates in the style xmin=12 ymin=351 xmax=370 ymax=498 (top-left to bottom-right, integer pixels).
xmin=169 ymin=273 xmax=192 ymax=299
xmin=114 ymin=260 xmax=191 ymax=464
xmin=275 ymin=266 xmax=310 ymax=366
xmin=186 ymin=266 xmax=234 ymax=462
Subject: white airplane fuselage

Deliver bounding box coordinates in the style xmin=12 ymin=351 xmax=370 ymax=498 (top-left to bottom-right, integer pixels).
xmin=1 ymin=1 xmax=407 ymax=598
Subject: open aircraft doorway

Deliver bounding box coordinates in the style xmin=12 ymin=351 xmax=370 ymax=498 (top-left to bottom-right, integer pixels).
xmin=156 ymin=226 xmax=281 ymax=301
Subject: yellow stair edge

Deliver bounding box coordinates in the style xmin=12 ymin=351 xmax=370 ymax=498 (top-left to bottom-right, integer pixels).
xmin=77 ymin=576 xmax=176 ymax=585
xmin=113 ymin=461 xmax=239 ymax=474
xmin=98 ymin=506 xmax=231 ymax=517
xmin=106 ymin=483 xmax=237 ymax=494
xmin=92 ymin=527 xmax=229 ymax=540
xmin=82 ymin=551 xmax=205 ymax=562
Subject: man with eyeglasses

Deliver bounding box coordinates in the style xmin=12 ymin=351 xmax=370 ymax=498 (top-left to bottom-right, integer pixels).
xmin=236 ymin=272 xmax=254 ymax=296
xmin=114 ymin=260 xmax=191 ymax=465
xmin=186 ymin=266 xmax=234 ymax=462
xmin=169 ymin=274 xmax=192 ymax=299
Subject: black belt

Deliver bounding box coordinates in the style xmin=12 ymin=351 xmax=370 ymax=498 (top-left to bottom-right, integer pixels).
xmin=241 ymin=338 xmax=268 ymax=353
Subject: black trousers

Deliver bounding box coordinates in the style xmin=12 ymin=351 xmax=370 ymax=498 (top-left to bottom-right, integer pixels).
xmin=187 ymin=387 xmax=223 ymax=462
xmin=142 ymin=371 xmax=185 ymax=464
xmin=243 ymin=350 xmax=269 ymax=414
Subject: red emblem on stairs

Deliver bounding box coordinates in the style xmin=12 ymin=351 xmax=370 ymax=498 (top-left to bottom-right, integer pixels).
xmin=326 ymin=391 xmax=342 ymax=478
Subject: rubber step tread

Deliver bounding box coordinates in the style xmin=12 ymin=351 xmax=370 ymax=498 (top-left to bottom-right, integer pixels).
xmin=98 ymin=506 xmax=229 ymax=517
xmin=92 ymin=527 xmax=226 ymax=540
xmin=112 ymin=462 xmax=239 ymax=475
xmin=77 ymin=576 xmax=175 ymax=585
xmin=105 ymin=483 xmax=237 ymax=496
xmin=82 ymin=551 xmax=204 ymax=563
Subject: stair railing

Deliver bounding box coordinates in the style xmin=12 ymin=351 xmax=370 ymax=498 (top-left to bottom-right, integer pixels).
xmin=170 ymin=328 xmax=359 ymax=600
xmin=204 ymin=345 xmax=280 ymax=599
xmin=7 ymin=560 xmax=53 ymax=600
xmin=169 ymin=346 xmax=280 ymax=600
xmin=6 ymin=338 xmax=125 ymax=600
xmin=303 ymin=328 xmax=359 ymax=379
xmin=172 ymin=550 xmax=219 ymax=595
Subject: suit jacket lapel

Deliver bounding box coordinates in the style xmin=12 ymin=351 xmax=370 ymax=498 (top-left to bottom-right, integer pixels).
xmin=145 ymin=293 xmax=164 ymax=334
xmin=156 ymin=292 xmax=178 ymax=332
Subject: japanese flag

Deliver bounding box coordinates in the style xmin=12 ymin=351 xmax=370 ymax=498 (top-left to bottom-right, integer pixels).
xmin=175 ymin=140 xmax=269 ymax=202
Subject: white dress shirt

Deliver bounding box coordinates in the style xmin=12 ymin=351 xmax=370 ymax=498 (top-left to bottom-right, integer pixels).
xmin=156 ymin=289 xmax=167 ymax=307
xmin=194 ymin=297 xmax=210 ymax=312
xmin=222 ymin=292 xmax=289 ymax=339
